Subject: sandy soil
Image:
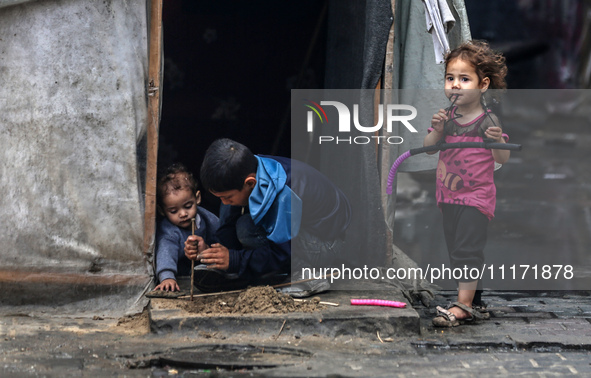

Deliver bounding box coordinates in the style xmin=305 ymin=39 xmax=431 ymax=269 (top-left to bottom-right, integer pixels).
xmin=155 ymin=286 xmax=326 ymax=315
xmin=113 ymin=308 xmax=150 ymax=335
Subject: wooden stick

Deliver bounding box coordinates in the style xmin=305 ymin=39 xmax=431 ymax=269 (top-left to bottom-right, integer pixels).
xmin=178 ymin=287 xmax=246 ymax=300
xmin=178 ymin=273 xmax=334 ymax=300
xmin=377 ymin=331 xmax=384 ymax=343
xmin=293 ymin=298 xmax=339 ymax=307
xmin=190 ymin=218 xmax=196 ymax=301
xmin=275 ymin=319 xmax=287 ymax=341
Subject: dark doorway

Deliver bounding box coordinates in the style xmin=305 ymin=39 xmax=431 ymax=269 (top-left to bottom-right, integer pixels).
xmin=159 ymin=0 xmax=328 ymax=213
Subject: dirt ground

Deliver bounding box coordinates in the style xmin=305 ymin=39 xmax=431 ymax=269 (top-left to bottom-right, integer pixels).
xmin=113 ymin=309 xmax=151 ymax=336
xmin=154 ymin=286 xmax=326 ymax=315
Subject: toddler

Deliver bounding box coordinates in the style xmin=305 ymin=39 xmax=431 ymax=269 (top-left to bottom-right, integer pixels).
xmin=154 ymin=163 xmax=219 ymax=291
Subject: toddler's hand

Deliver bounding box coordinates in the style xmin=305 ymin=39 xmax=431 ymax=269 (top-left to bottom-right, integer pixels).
xmin=154 ymin=278 xmax=180 ymax=292
xmin=431 ymin=109 xmax=448 ymax=134
xmin=184 ymin=235 xmax=208 ymax=261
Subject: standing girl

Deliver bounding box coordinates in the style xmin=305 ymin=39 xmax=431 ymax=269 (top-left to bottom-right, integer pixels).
xmin=424 ymin=40 xmax=509 ymax=327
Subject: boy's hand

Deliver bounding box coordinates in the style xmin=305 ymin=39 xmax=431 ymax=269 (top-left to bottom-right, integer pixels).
xmin=484 ymin=126 xmax=504 ymax=143
xmin=431 ymin=109 xmax=448 ymax=134
xmin=198 ymin=243 xmax=230 ymax=271
xmin=154 ymin=278 xmax=180 ymax=292
xmin=184 ymin=235 xmax=208 ymax=261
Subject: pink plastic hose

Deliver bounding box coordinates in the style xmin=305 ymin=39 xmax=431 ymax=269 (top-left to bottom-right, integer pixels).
xmin=350 ymin=299 xmax=406 ymax=308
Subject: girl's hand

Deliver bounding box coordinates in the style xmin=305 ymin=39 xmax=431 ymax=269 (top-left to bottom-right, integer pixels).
xmin=431 ymin=109 xmax=448 ymax=134
xmin=154 ymin=279 xmax=180 ymax=292
xmin=485 ymin=126 xmax=504 ymax=143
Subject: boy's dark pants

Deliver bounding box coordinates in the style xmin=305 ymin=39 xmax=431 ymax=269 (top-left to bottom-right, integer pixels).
xmin=236 ymin=214 xmax=341 ymax=280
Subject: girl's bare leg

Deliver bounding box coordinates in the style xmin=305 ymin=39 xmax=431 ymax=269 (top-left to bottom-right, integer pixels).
xmin=448 ymin=281 xmax=478 ymax=319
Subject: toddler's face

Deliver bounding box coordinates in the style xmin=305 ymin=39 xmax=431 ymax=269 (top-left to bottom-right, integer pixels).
xmin=161 ymin=189 xmax=199 ymax=228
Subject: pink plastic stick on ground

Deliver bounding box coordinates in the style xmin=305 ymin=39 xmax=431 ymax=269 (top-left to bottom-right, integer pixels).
xmin=350 ymin=299 xmax=406 ymax=308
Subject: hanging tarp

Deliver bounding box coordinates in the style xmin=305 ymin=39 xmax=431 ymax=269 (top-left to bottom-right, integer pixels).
xmin=387 ymin=0 xmax=471 ymax=173
xmin=578 ymin=0 xmax=591 ymax=88
xmin=0 ymin=0 xmax=151 ymax=315
xmin=381 ymin=0 xmax=471 ymax=239
xmin=319 ymin=0 xmax=471 ymax=302
xmin=321 ymin=0 xmax=391 ymax=272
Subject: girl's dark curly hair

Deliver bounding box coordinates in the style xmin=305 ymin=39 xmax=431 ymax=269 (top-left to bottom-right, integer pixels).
xmin=445 ymin=40 xmax=507 ymax=103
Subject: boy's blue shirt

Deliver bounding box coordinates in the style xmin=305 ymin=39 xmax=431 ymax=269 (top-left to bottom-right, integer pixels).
xmin=155 ymin=207 xmax=220 ymax=283
xmin=249 ymin=155 xmax=302 ymax=244
xmin=220 ymin=155 xmax=351 ymax=280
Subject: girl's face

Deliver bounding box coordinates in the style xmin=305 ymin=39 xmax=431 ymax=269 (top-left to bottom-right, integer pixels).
xmin=444 ymin=58 xmax=489 ymax=108
xmin=161 ymin=189 xmax=200 ymax=229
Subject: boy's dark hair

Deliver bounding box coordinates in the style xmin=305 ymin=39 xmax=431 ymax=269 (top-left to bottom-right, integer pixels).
xmin=156 ymin=163 xmax=198 ymax=205
xmin=200 ymin=138 xmax=258 ymax=192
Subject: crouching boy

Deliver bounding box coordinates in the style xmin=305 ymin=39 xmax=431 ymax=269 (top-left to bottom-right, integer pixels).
xmin=185 ymin=138 xmax=351 ymax=297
